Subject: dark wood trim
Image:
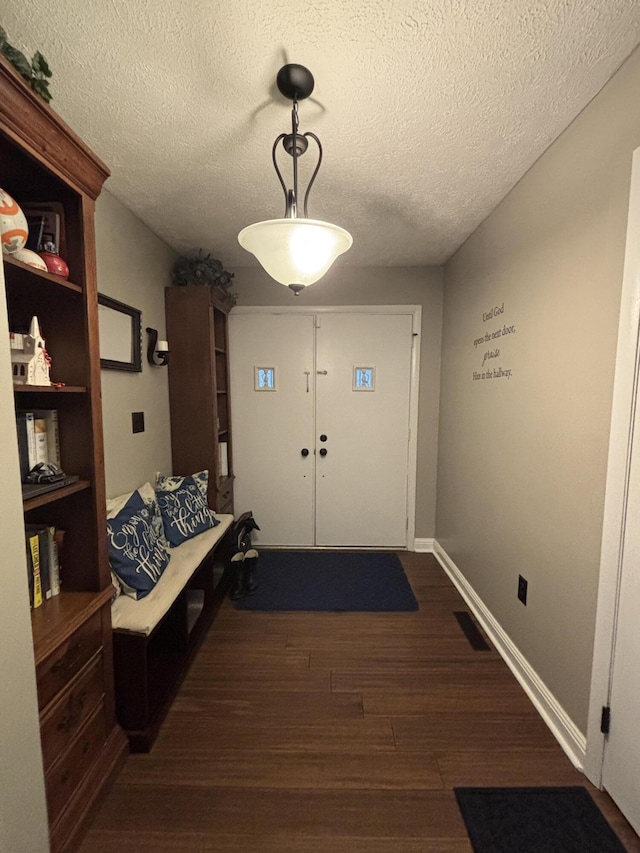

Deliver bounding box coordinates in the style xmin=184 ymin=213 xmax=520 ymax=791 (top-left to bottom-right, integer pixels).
xmin=3 ymin=253 xmax=83 ymax=291
xmin=97 ymin=293 xmax=142 ymax=373
xmin=113 ymin=531 xmax=233 ymax=752
xmin=2 ymin=53 xmax=125 ymax=853
xmin=31 ymin=589 xmax=114 ymax=665
xmin=0 ymin=56 xmax=109 ymax=199
xmin=49 ymin=724 xmax=127 ymax=853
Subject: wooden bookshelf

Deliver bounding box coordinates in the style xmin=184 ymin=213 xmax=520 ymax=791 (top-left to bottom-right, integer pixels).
xmin=0 ymin=55 xmax=127 ymax=852
xmin=166 ymin=285 xmax=235 ymax=514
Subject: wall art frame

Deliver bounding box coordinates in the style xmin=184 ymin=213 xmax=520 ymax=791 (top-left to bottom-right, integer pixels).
xmin=98 ymin=294 xmax=142 ymax=372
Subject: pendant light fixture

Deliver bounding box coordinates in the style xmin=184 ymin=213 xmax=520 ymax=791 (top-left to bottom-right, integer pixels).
xmin=238 ymin=64 xmax=352 ymax=294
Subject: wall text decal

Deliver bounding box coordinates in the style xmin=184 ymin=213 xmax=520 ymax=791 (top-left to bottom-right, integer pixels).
xmin=472 ymin=302 xmax=516 ymax=381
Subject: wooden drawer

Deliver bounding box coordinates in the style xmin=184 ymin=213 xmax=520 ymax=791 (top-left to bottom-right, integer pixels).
xmin=36 ymin=611 xmax=102 ymax=711
xmin=45 ymin=702 xmax=107 ymax=828
xmin=216 ymin=482 xmax=233 ymax=513
xmin=40 ymin=653 xmax=104 ymax=771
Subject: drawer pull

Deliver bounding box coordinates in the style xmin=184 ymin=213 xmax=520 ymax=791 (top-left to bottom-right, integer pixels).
xmin=51 ymin=641 xmax=86 ymax=675
xmin=56 ymin=691 xmax=87 ymax=733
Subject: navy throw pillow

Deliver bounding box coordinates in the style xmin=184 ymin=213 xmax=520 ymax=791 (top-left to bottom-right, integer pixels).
xmin=107 ymin=490 xmax=170 ymax=599
xmin=157 ymin=475 xmax=217 ymax=547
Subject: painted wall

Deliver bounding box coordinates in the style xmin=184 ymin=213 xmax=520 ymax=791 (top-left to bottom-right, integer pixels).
xmin=0 ymin=265 xmax=49 ymax=852
xmin=437 ymin=46 xmax=640 ymax=732
xmin=95 ymin=190 xmax=176 ymax=498
xmin=234 ymin=265 xmax=443 ymax=539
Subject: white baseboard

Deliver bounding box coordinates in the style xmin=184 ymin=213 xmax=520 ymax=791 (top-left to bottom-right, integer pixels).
xmin=413 ymin=537 xmax=435 ymax=552
xmin=433 ymin=540 xmax=587 ymax=770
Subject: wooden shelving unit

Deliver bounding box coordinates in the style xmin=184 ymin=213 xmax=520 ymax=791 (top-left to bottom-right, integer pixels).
xmin=165 ymin=284 xmax=234 ymax=514
xmin=0 ymin=55 xmax=127 ymax=852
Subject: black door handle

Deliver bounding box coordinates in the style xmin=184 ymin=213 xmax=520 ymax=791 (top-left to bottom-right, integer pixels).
xmin=320 ymin=434 xmax=327 ymax=442
xmin=301 ymin=448 xmax=309 ymax=457
xmin=319 ymin=448 xmax=328 ymax=457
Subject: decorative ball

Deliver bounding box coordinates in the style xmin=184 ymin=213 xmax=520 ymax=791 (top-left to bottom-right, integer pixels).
xmin=0 ymin=187 xmax=28 ymax=254
xmin=39 ymin=250 xmax=70 ymax=279
xmin=14 ymin=247 xmax=48 ymax=271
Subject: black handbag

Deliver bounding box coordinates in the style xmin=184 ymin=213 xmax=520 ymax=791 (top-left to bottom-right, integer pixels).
xmin=231 ymin=511 xmax=260 ymax=555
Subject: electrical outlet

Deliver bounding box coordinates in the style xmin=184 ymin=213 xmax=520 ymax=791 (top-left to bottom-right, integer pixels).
xmin=132 ymin=412 xmax=145 ymax=434
xmin=518 ymin=575 xmax=528 ymax=605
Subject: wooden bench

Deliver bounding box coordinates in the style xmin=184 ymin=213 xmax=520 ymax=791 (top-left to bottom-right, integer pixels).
xmin=111 ymin=514 xmax=234 ymax=751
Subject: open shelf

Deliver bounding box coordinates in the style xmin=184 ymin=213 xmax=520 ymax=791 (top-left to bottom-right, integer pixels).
xmin=14 ymin=384 xmax=87 ymax=394
xmin=22 ymin=479 xmax=90 ymax=512
xmin=4 ymin=254 xmax=83 ymax=293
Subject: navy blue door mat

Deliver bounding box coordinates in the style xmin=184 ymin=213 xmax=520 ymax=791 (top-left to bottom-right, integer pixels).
xmin=234 ymin=550 xmax=419 ymax=611
xmin=454 ymin=786 xmax=627 ymax=853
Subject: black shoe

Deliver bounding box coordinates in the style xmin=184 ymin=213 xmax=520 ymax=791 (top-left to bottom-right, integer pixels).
xmin=229 ymin=552 xmax=245 ymax=600
xmin=243 ymin=548 xmax=259 ymax=596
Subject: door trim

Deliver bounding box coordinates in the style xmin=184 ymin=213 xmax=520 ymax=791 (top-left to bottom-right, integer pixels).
xmin=585 ymin=147 xmax=640 ymax=785
xmin=231 ymin=305 xmax=422 ymax=549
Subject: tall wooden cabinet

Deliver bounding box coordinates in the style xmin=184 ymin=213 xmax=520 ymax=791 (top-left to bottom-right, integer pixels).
xmin=165 ymin=284 xmax=234 ymax=513
xmin=0 ymin=57 xmax=127 ymax=851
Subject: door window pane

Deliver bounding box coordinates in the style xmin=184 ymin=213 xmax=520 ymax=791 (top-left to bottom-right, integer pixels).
xmin=353 ymin=366 xmax=375 ymax=391
xmin=254 ymin=366 xmax=276 ymax=390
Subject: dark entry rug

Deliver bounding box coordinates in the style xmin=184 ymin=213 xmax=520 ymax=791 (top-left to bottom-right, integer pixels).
xmin=234 ymin=550 xmax=418 ymax=611
xmin=454 ymin=786 xmax=627 ymax=853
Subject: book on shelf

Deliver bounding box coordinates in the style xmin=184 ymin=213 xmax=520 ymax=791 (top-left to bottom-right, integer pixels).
xmin=15 ymin=409 xmax=60 ymax=478
xmin=25 ymin=530 xmax=43 ymax=608
xmin=49 ymin=525 xmax=62 ymax=596
xmin=31 ymin=409 xmax=60 ymax=467
xmin=25 ymin=525 xmax=61 ymax=605
xmin=34 ymin=418 xmax=48 ymax=464
xmin=218 ymin=441 xmax=229 ymax=477
xmin=24 ymin=535 xmax=34 ymax=608
xmin=15 ymin=411 xmax=36 ymax=479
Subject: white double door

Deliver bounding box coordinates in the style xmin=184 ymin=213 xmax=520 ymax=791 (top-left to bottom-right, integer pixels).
xmin=229 ymin=310 xmax=416 ymax=547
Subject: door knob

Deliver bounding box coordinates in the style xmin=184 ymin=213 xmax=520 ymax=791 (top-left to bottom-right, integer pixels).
xmin=301 ymin=448 xmax=309 ymax=457
xmin=320 ymin=434 xmax=327 ymax=442
xmin=319 ymin=448 xmax=328 ymax=457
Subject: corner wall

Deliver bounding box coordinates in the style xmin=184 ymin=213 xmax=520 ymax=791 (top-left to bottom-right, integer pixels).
xmin=234 ymin=265 xmax=443 ymax=539
xmin=95 ymin=190 xmax=176 ymax=497
xmin=0 ymin=264 xmax=49 ymax=852
xmin=436 ymin=46 xmax=640 ymax=733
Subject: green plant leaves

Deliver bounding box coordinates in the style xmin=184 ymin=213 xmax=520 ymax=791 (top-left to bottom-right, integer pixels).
xmin=31 ymin=51 xmax=52 ymax=102
xmin=32 ymin=51 xmax=52 ymax=78
xmin=31 ymin=76 xmax=52 ymax=103
xmin=171 ymin=250 xmax=234 ymax=290
xmin=2 ymin=42 xmax=32 ymax=81
xmin=0 ymin=27 xmax=53 ymax=102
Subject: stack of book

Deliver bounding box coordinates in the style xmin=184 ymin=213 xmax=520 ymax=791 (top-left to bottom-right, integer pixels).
xmin=16 ymin=408 xmax=60 ymax=478
xmin=15 ymin=409 xmax=79 ymax=499
xmin=24 ymin=525 xmax=63 ymax=608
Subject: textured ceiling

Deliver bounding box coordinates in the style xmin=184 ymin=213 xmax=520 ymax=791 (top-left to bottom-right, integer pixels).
xmin=2 ymin=1 xmax=640 ymax=268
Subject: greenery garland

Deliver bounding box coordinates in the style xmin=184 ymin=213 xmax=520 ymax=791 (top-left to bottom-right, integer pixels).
xmin=171 ymin=250 xmax=236 ymax=302
xmin=0 ymin=26 xmax=52 ymax=103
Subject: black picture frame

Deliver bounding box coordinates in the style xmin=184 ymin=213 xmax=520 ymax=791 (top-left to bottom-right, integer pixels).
xmin=97 ymin=294 xmax=142 ymax=372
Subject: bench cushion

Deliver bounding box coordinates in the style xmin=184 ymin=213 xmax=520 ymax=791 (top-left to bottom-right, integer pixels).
xmin=111 ymin=514 xmax=233 ymax=636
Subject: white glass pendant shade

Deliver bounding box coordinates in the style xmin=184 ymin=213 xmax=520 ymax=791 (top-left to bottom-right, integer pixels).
xmin=238 ymin=218 xmax=353 ymax=287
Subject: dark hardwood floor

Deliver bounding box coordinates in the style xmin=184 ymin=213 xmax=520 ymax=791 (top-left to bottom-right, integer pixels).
xmin=79 ymin=553 xmax=640 ymax=852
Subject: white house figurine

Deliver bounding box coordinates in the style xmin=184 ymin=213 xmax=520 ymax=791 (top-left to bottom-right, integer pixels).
xmin=10 ymin=316 xmax=52 ymax=385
